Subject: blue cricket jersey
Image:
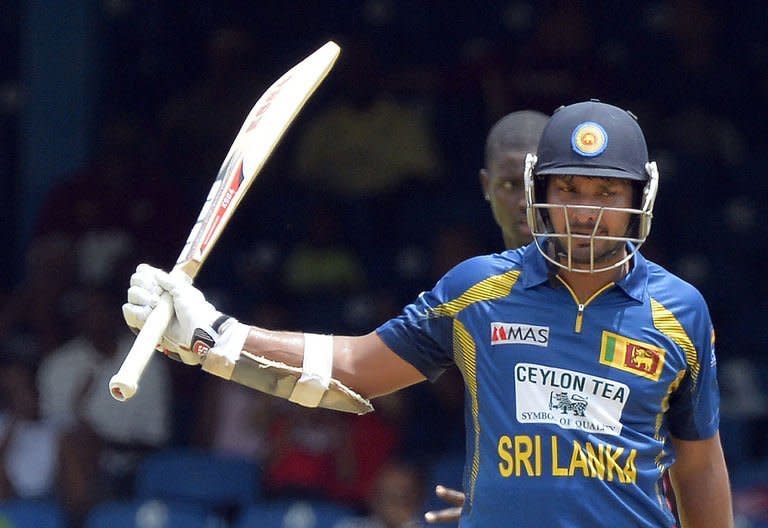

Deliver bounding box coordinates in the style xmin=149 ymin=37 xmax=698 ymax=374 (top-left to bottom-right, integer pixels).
xmin=376 ymin=243 xmax=719 ymax=527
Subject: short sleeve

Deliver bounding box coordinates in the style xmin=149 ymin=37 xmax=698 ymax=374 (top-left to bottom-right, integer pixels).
xmin=666 ymin=314 xmax=720 ymax=440
xmin=376 ymin=289 xmax=456 ymax=382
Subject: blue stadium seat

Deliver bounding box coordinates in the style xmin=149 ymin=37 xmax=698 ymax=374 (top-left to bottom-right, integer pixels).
xmin=84 ymin=499 xmax=220 ymax=528
xmin=134 ymin=448 xmax=261 ymax=510
xmin=234 ymin=499 xmax=356 ymax=528
xmin=0 ymin=499 xmax=68 ymax=528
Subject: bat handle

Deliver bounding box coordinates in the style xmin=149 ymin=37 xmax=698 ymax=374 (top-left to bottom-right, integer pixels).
xmin=109 ymin=292 xmax=175 ymax=401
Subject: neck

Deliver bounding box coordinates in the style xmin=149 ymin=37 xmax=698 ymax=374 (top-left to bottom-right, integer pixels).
xmin=503 ymin=232 xmax=526 ymax=251
xmin=557 ymin=260 xmax=629 ymax=302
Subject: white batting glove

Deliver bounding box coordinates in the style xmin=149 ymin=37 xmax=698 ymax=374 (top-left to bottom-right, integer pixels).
xmin=123 ymin=264 xmax=236 ymax=365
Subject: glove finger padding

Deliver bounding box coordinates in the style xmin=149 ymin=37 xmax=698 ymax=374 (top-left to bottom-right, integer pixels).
xmin=155 ymin=268 xmax=193 ymax=291
xmin=131 ymin=264 xmax=165 ymax=292
xmin=122 ymin=302 xmax=154 ymax=330
xmin=127 ymin=285 xmax=160 ymax=309
xmin=124 ymin=263 xmax=203 ymax=364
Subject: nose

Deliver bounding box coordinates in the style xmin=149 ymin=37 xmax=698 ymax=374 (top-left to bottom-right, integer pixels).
xmin=517 ymin=192 xmax=527 ymax=210
xmin=567 ymin=205 xmax=598 ymax=227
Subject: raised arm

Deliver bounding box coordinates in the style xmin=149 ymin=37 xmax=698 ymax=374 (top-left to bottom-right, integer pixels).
xmin=668 ymin=433 xmax=733 ymax=528
xmin=122 ymin=264 xmax=426 ymax=413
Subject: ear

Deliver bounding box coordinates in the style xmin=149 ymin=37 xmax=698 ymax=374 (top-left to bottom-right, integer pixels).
xmin=479 ymin=169 xmax=490 ymax=200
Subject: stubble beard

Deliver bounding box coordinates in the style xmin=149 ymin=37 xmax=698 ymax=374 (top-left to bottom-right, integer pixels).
xmin=552 ymin=237 xmax=626 ymax=268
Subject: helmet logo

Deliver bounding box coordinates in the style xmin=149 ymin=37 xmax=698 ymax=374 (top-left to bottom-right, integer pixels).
xmin=571 ymin=122 xmax=607 ymax=157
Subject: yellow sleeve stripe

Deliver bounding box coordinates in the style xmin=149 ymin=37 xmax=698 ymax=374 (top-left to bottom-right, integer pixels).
xmin=454 ymin=319 xmax=480 ymax=506
xmin=429 ymin=270 xmax=521 ymax=318
xmin=650 ymin=298 xmax=700 ymax=384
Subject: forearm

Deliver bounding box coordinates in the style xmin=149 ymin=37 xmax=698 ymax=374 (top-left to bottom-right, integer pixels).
xmin=123 ymin=264 xmax=424 ymax=410
xmin=669 ymin=435 xmax=733 ymax=528
xmin=241 ymin=326 xmax=304 ymax=369
xmin=239 ymin=327 xmax=425 ymax=398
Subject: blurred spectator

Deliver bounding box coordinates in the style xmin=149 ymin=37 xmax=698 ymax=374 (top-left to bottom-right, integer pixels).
xmin=338 ymin=460 xmax=427 ymax=528
xmin=291 ymin=35 xmax=443 ymax=275
xmin=332 ymin=392 xmax=408 ymax=507
xmin=36 ymin=285 xmax=171 ymax=519
xmin=262 ymin=405 xmax=354 ymax=502
xmin=293 ymin=36 xmax=442 ymax=200
xmin=0 ymin=235 xmax=77 ymax=358
xmin=0 ymin=356 xmax=59 ymax=501
xmin=34 ymin=112 xmax=185 ymax=279
xmin=278 ymin=204 xmax=369 ymax=332
xmin=665 ymin=0 xmax=742 ymax=107
xmin=192 ymin=378 xmax=275 ymax=462
xmin=281 ymin=205 xmax=367 ymax=296
xmin=732 ymin=484 xmax=768 ymax=528
xmin=263 ymin=392 xmax=406 ymax=509
xmin=191 ymin=301 xmax=289 ymax=462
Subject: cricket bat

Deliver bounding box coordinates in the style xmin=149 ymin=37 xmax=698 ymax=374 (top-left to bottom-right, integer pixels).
xmin=109 ymin=41 xmax=341 ymax=401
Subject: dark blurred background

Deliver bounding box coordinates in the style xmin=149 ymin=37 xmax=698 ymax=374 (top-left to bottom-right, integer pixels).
xmin=1 ymin=1 xmax=767 ymax=527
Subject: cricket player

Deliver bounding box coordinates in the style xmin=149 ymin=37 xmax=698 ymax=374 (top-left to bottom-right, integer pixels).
xmin=124 ymin=100 xmax=732 ymax=527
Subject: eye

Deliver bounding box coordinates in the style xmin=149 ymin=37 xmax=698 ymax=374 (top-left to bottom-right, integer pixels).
xmin=501 ymin=180 xmax=521 ymax=191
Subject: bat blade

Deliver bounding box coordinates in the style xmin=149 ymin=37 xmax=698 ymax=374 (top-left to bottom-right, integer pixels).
xmin=177 ymin=40 xmax=341 ymax=277
xmin=109 ymin=41 xmax=341 ymax=401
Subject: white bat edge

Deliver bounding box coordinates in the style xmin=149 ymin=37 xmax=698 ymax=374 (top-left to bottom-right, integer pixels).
xmin=109 ymin=292 xmax=175 ymax=401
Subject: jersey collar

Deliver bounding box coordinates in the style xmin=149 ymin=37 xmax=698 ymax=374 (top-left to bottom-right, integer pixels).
xmin=614 ymin=247 xmax=647 ymax=303
xmin=520 ymin=242 xmax=648 ymax=303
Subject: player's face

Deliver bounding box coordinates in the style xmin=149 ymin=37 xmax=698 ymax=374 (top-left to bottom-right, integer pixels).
xmin=545 ymin=175 xmax=634 ymax=268
xmin=481 ymin=150 xmax=531 ymax=249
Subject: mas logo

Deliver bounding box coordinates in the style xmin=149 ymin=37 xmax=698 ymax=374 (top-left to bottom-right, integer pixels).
xmin=491 ymin=322 xmax=549 ymax=347
xmin=600 ymin=331 xmax=665 ymax=381
xmin=571 ymin=121 xmax=608 ymax=157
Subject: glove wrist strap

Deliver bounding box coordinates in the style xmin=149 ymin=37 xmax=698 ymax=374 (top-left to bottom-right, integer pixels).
xmin=212 ymin=314 xmax=234 ymax=333
xmin=200 ymin=319 xmax=249 ymax=379
xmin=189 ymin=314 xmax=236 ymax=358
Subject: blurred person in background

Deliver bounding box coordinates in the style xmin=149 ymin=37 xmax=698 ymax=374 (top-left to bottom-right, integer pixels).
xmin=292 ymin=35 xmax=443 ymax=277
xmin=0 ymin=354 xmax=59 ymax=501
xmin=38 ymin=284 xmax=171 ymax=522
xmin=479 ymin=110 xmax=549 ymax=250
xmin=339 ymin=460 xmax=427 ymax=528
xmin=34 ymin=113 xmax=184 ymax=278
xmin=0 ymin=235 xmax=77 ymax=358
